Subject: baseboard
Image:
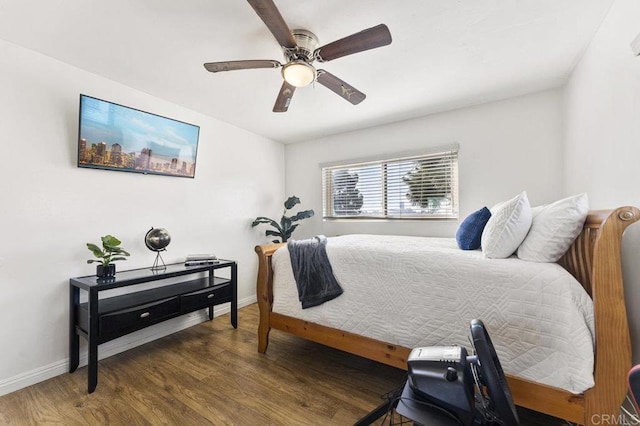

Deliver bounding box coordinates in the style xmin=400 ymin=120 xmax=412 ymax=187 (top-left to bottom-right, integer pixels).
xmin=0 ymin=296 xmax=257 ymax=397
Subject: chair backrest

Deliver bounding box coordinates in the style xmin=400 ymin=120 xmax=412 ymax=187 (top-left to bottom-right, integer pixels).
xmin=628 ymin=364 xmax=640 ymax=411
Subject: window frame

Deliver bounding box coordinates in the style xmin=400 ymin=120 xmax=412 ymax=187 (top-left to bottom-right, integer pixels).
xmin=321 ymin=145 xmax=459 ymax=220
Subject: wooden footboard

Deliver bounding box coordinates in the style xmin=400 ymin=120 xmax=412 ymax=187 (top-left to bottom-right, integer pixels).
xmin=255 ymin=206 xmax=640 ymax=425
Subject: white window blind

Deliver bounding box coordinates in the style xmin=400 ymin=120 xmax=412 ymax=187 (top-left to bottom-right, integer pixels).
xmin=321 ymin=147 xmax=458 ymax=219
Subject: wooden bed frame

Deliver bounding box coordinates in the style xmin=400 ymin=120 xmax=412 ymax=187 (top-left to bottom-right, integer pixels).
xmin=255 ymin=206 xmax=639 ymax=425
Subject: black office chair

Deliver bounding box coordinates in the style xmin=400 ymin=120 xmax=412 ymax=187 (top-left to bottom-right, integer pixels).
xmin=355 ymin=319 xmax=519 ymax=426
xmin=623 ymin=364 xmax=640 ymax=424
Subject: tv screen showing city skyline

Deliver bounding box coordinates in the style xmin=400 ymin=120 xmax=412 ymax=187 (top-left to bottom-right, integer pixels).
xmin=77 ymin=94 xmax=200 ymax=178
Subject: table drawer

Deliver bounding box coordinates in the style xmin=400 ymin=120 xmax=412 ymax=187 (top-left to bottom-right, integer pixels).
xmin=100 ymin=297 xmax=180 ymax=335
xmin=181 ymin=284 xmax=231 ymax=312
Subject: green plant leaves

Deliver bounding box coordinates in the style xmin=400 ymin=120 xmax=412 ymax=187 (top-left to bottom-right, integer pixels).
xmin=290 ymin=209 xmax=314 ymax=222
xmin=252 ymin=217 xmax=281 ymax=228
xmin=253 ymin=196 xmax=314 ymax=243
xmin=284 ymin=196 xmax=301 ymax=210
xmin=101 ymin=235 xmax=122 ymax=248
xmin=284 ymin=223 xmax=299 ymax=241
xmin=87 ymin=235 xmax=129 ymax=266
xmin=86 ymin=243 xmax=104 ymax=258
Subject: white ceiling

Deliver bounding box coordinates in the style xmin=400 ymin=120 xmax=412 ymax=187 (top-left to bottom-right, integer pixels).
xmin=0 ymin=0 xmax=613 ymax=143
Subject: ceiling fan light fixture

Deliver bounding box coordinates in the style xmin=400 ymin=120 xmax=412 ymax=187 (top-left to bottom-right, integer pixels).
xmin=282 ymin=61 xmax=316 ymax=87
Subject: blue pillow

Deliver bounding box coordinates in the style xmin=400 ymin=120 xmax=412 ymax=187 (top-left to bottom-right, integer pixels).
xmin=456 ymin=207 xmax=492 ymax=250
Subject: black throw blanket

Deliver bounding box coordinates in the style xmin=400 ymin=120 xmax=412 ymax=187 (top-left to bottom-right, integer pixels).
xmin=288 ymin=235 xmax=343 ymax=309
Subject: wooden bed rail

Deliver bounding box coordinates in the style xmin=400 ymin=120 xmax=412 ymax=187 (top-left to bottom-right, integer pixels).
xmin=255 ymin=206 xmax=640 ymax=425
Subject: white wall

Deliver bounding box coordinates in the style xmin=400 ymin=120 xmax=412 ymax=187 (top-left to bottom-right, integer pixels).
xmin=0 ymin=38 xmax=284 ymax=394
xmin=563 ymin=0 xmax=640 ymax=363
xmin=285 ymin=90 xmax=565 ymax=239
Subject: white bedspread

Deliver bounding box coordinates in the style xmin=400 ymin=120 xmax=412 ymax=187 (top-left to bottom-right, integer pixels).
xmin=271 ymin=234 xmax=595 ymax=394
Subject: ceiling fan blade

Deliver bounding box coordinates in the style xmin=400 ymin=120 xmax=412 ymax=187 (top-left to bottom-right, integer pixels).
xmin=314 ymin=24 xmax=392 ymax=62
xmin=316 ymin=70 xmax=366 ymax=105
xmin=204 ymin=60 xmax=281 ymax=73
xmin=273 ymin=81 xmax=296 ymax=112
xmin=247 ymin=0 xmax=297 ymax=49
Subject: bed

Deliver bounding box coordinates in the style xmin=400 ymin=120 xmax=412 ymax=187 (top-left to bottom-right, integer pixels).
xmin=254 ymin=206 xmax=639 ymax=425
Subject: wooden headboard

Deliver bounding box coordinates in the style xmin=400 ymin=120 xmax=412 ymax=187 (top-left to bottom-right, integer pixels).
xmin=558 ymin=208 xmax=639 ymax=297
xmin=557 ymin=206 xmax=640 ymax=423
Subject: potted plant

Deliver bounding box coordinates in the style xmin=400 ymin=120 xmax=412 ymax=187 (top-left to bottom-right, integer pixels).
xmin=87 ymin=235 xmax=130 ymax=278
xmin=252 ymin=196 xmax=314 ymax=243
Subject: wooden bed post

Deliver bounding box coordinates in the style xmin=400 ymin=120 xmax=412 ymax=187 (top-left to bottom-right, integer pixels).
xmin=255 ymin=243 xmax=285 ymax=353
xmin=583 ymin=206 xmax=639 ymax=426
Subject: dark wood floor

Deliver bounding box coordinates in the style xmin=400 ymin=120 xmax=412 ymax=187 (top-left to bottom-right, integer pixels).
xmin=0 ymin=304 xmax=568 ymax=425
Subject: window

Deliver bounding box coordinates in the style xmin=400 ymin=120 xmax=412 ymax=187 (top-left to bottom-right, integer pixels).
xmin=321 ymin=146 xmax=458 ymax=219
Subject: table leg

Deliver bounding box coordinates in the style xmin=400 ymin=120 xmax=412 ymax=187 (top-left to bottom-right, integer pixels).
xmin=231 ymin=263 xmax=237 ymax=329
xmin=69 ymin=285 xmax=79 ymax=373
xmin=208 ymin=271 xmax=214 ymax=321
xmin=88 ymin=287 xmax=99 ymax=393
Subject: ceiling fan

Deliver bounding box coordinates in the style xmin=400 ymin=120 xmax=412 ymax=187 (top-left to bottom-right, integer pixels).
xmin=203 ymin=0 xmax=392 ymax=112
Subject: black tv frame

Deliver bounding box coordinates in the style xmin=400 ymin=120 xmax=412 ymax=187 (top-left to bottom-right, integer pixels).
xmin=77 ymin=94 xmax=200 ymax=178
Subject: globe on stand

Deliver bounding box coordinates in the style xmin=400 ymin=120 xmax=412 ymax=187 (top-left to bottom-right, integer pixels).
xmin=145 ymin=227 xmax=171 ymax=270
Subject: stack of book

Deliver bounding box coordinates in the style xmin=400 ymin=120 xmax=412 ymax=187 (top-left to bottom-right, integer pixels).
xmin=184 ymin=254 xmax=219 ymax=266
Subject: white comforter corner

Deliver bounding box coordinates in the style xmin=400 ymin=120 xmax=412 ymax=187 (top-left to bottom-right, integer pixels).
xmin=271 ymin=234 xmax=595 ymax=394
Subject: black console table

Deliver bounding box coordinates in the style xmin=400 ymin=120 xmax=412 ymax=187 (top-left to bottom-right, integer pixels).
xmin=69 ymin=260 xmax=237 ymax=393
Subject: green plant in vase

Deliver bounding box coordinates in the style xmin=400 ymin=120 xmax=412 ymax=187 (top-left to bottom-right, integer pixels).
xmin=252 ymin=196 xmax=314 ymax=243
xmin=87 ymin=235 xmax=130 ymax=278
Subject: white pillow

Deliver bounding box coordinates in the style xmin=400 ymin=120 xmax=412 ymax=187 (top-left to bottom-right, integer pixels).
xmin=517 ymin=193 xmax=588 ymax=263
xmin=481 ymin=191 xmax=532 ymax=259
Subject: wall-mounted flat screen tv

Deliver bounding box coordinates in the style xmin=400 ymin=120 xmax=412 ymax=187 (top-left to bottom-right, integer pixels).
xmin=77 ymin=94 xmax=200 ymax=178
